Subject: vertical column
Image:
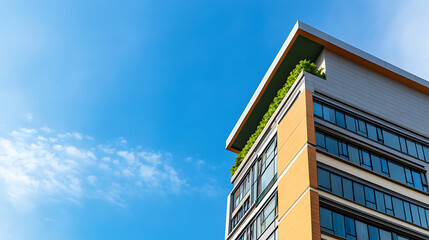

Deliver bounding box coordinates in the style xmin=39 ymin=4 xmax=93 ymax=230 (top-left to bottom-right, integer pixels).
xmin=276 ymin=89 xmax=320 ymax=239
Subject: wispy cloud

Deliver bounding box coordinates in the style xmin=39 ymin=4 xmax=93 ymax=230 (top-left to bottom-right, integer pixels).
xmin=0 ymin=126 xmax=186 ymax=209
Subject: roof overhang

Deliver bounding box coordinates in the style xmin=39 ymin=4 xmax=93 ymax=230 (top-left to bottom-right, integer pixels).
xmin=226 ymin=21 xmax=429 ymax=153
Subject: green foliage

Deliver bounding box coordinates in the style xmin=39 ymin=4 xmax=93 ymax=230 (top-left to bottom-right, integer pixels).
xmin=230 ymin=60 xmax=325 ymax=176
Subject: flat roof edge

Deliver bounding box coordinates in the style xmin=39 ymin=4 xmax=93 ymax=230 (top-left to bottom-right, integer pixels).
xmin=226 ymin=20 xmax=429 ymax=152
xmin=297 ymin=21 xmax=429 ymax=88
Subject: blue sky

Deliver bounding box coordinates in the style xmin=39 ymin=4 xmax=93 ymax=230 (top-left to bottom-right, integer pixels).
xmin=0 ymin=0 xmax=428 ymax=239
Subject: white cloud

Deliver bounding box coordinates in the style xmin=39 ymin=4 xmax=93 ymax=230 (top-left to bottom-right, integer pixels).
xmin=117 ymin=151 xmax=135 ymax=164
xmin=0 ymin=126 xmax=185 ymax=209
xmin=40 ymin=127 xmax=52 ymax=133
xmin=57 ymin=132 xmax=83 ymax=140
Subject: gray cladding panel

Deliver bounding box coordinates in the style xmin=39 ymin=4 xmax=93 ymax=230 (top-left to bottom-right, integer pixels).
xmin=313 ymin=50 xmax=429 ymax=138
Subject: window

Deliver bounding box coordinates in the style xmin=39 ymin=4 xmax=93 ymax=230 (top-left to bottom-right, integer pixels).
xmin=326 ymin=136 xmax=339 ymax=156
xmin=318 ymin=168 xmax=331 ymax=191
xmin=388 ymin=162 xmax=406 ymax=185
xmin=233 ymin=172 xmax=251 ymax=210
xmin=323 ymin=105 xmax=336 ymax=123
xmin=320 ymin=207 xmax=411 ymax=240
xmin=345 ymin=115 xmax=357 ymax=132
xmin=256 ymin=195 xmax=277 ymax=237
xmin=364 ymin=186 xmax=376 ymax=209
xmin=313 ymin=102 xmax=323 ymax=118
xmin=357 ymin=119 xmax=367 ymax=136
xmin=336 ymin=111 xmax=346 ymax=128
xmin=315 ymin=131 xmax=428 ymax=192
xmin=318 ymin=167 xmax=429 ymax=230
xmin=313 ymin=100 xmax=429 ymax=162
xmin=320 ymin=207 xmax=333 ymax=233
xmin=353 ymin=182 xmax=365 ymax=205
xmin=258 ymin=137 xmax=277 ymax=199
xmin=383 ymin=130 xmax=401 ymax=151
xmin=230 ymin=136 xmax=277 ymax=232
xmin=367 ymin=124 xmax=378 ymax=142
xmin=392 ymin=197 xmax=405 ymax=220
xmin=406 ymin=140 xmax=418 ymax=158
xmin=236 ymin=194 xmax=277 ymax=240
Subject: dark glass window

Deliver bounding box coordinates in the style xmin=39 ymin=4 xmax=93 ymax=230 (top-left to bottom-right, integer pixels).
xmin=399 ymin=137 xmax=407 ymax=153
xmin=353 ymin=182 xmax=365 ymax=205
xmin=333 ymin=212 xmax=346 ymax=237
xmin=379 ymin=230 xmax=392 ymax=240
xmin=412 ymin=171 xmax=423 ymax=190
xmin=348 ymin=145 xmax=360 ymax=165
xmin=320 ymin=207 xmax=333 ymax=233
xmin=364 ymin=186 xmax=376 ymax=209
xmin=380 ymin=158 xmax=389 ymax=175
xmin=403 ymin=202 xmax=412 ymax=223
xmin=367 ymin=124 xmax=378 ymax=141
xmin=318 ymin=168 xmax=331 ymax=191
xmin=419 ymin=207 xmax=428 ymax=228
xmin=410 ymin=204 xmax=421 ymax=226
xmin=314 ymin=102 xmax=429 ymax=163
xmin=345 ymin=115 xmax=357 ymax=132
xmin=392 ymin=197 xmax=405 ymax=220
xmin=357 ymin=119 xmax=367 ymax=136
xmin=368 ymin=225 xmax=380 ymax=240
xmin=343 ymin=178 xmax=354 ymax=201
xmin=405 ymin=169 xmax=413 ymax=185
xmin=375 ymin=191 xmax=385 ymax=213
xmin=355 ymin=221 xmax=368 ymax=240
xmin=313 ymin=102 xmax=323 ymax=117
xmin=344 ymin=216 xmax=356 ymax=239
xmin=323 ymin=105 xmax=336 ymax=123
xmin=426 ymin=210 xmax=429 ymax=228
xmin=377 ymin=128 xmax=384 ymax=142
xmin=315 ymin=132 xmax=325 ymax=149
xmin=416 ymin=144 xmax=425 ymax=161
xmin=321 ymin=207 xmax=416 ymax=240
xmin=406 ymin=140 xmax=418 ymax=158
xmin=326 ymin=136 xmax=339 ymax=156
xmin=316 ymin=131 xmax=428 ymax=192
xmin=336 ymin=111 xmax=346 ymax=128
xmin=384 ymin=195 xmax=393 ymax=216
xmin=388 ymin=162 xmax=406 ymax=184
xmin=424 ymin=147 xmax=429 ymax=162
xmin=371 ymin=155 xmax=382 ymax=174
xmin=361 ymin=150 xmax=372 ymax=169
xmin=339 ymin=141 xmax=349 ymax=159
xmin=331 ymin=174 xmax=343 ymax=196
xmin=383 ymin=130 xmax=401 ymax=151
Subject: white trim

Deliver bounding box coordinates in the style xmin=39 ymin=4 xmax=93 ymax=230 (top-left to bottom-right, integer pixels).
xmin=277 ymin=143 xmax=309 ymax=181
xmin=277 ymin=187 xmax=316 ymax=224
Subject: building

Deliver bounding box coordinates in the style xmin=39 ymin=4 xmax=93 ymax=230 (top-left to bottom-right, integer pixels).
xmin=224 ymin=21 xmax=429 ymax=240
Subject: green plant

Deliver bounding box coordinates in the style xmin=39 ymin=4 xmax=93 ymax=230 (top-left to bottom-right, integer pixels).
xmin=230 ymin=60 xmax=325 ymax=176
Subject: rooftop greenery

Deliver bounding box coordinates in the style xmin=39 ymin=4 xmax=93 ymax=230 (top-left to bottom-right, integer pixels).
xmin=230 ymin=60 xmax=325 ymax=176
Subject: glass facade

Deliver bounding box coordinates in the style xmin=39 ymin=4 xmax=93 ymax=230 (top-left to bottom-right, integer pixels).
xmin=313 ymin=101 xmax=429 ymax=163
xmin=318 ymin=168 xmax=429 ymax=229
xmin=320 ymin=207 xmax=413 ymax=240
xmin=315 ymin=131 xmax=428 ymax=192
xmin=230 ymin=136 xmax=277 ymax=232
xmin=236 ymin=194 xmax=278 ymax=240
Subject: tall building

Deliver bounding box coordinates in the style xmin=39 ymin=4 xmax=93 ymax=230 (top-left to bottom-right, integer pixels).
xmin=224 ymin=21 xmax=429 ymax=240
